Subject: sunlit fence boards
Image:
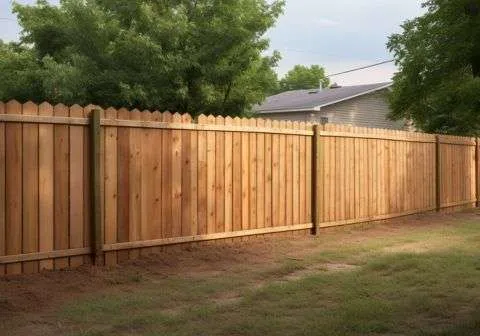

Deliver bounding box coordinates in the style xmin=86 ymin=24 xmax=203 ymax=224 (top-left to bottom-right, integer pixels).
xmin=0 ymin=101 xmax=477 ymax=275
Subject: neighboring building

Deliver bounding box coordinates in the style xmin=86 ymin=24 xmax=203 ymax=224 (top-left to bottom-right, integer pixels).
xmin=255 ymin=82 xmax=407 ymax=130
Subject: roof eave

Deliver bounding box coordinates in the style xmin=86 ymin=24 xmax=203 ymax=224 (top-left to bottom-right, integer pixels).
xmin=316 ymin=83 xmax=392 ymax=109
xmin=256 ymin=107 xmax=318 ymax=114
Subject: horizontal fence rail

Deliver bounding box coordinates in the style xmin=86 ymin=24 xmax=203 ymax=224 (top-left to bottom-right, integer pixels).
xmin=0 ymin=100 xmax=478 ymax=275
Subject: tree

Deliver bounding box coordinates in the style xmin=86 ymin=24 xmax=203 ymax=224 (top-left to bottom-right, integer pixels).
xmin=278 ymin=65 xmax=329 ymax=93
xmin=0 ymin=0 xmax=284 ymax=116
xmin=387 ymin=0 xmax=480 ymax=135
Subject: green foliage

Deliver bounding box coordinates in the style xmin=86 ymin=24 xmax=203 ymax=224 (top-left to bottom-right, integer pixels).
xmin=388 ymin=0 xmax=480 ymax=135
xmin=0 ymin=0 xmax=284 ymax=116
xmin=278 ymin=64 xmax=329 ymax=92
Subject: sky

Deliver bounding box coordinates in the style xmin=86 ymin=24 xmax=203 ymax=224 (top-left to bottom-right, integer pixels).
xmin=0 ymin=0 xmax=425 ymax=85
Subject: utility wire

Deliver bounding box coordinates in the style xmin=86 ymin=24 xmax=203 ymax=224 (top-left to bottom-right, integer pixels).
xmin=327 ymin=59 xmax=394 ymax=77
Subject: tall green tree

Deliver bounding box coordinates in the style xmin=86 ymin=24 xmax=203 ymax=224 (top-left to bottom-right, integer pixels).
xmin=278 ymin=64 xmax=329 ymax=92
xmin=0 ymin=0 xmax=284 ymax=116
xmin=388 ymin=0 xmax=480 ymax=135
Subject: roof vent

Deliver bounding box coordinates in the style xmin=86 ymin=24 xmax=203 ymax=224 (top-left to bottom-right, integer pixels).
xmin=330 ymin=83 xmax=342 ymax=89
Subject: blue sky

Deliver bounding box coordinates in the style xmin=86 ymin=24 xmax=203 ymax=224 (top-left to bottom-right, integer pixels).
xmin=0 ymin=0 xmax=425 ymax=85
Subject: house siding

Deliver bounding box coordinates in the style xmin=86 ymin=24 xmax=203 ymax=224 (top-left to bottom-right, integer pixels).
xmin=258 ymin=89 xmax=406 ymax=130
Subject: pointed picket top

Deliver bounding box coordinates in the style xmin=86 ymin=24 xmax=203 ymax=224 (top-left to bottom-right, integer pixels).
xmin=22 ymin=101 xmax=38 ymax=115
xmin=264 ymin=118 xmax=272 ymax=128
xmin=272 ymin=120 xmax=280 ymax=129
xmin=181 ymin=113 xmax=192 ymax=123
xmin=53 ymin=103 xmax=68 ymax=117
xmin=6 ymin=100 xmax=22 ymax=114
xmin=172 ymin=112 xmax=182 ymax=123
xmin=224 ymin=116 xmax=234 ymax=125
xmin=141 ymin=110 xmax=153 ymax=121
xmin=206 ymin=114 xmax=215 ymax=125
xmin=117 ymin=107 xmax=129 ymax=119
xmin=38 ymin=102 xmax=53 ymax=116
xmin=215 ymin=115 xmax=225 ymax=125
xmin=69 ymin=104 xmax=84 ymax=117
xmin=130 ymin=108 xmax=142 ymax=121
xmin=104 ymin=107 xmax=117 ymax=119
xmin=232 ymin=116 xmax=241 ymax=126
xmin=152 ymin=111 xmax=162 ymax=122
xmin=197 ymin=114 xmax=208 ymax=124
xmin=256 ymin=118 xmax=265 ymax=128
xmin=240 ymin=116 xmax=250 ymax=127
xmin=22 ymin=101 xmax=37 ymax=109
xmin=162 ymin=111 xmax=173 ymax=122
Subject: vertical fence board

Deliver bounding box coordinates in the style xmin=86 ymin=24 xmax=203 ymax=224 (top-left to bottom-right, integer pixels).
xmin=5 ymin=101 xmax=22 ymax=274
xmin=278 ymin=121 xmax=287 ymax=227
xmin=271 ymin=121 xmax=280 ymax=227
xmin=53 ymin=104 xmax=70 ymax=270
xmin=197 ymin=115 xmax=208 ymax=235
xmin=216 ymin=116 xmax=225 ymax=233
xmin=116 ymin=108 xmax=130 ymax=262
xmin=181 ymin=114 xmax=193 ymax=236
xmin=0 ymin=103 xmax=4 ymax=276
xmin=38 ymin=103 xmax=54 ymax=270
xmin=249 ymin=118 xmax=257 ymax=230
xmin=264 ymin=119 xmax=273 ymax=228
xmin=69 ymin=105 xmax=85 ymax=268
xmin=172 ymin=113 xmax=183 ymax=238
xmin=104 ymin=108 xmax=118 ymax=266
xmin=256 ymin=119 xmax=265 ymax=229
xmin=128 ymin=111 xmax=142 ymax=259
xmin=224 ymin=117 xmax=233 ymax=233
xmin=206 ymin=116 xmax=216 ymax=234
xmin=22 ymin=102 xmax=39 ymax=274
xmin=161 ymin=112 xmax=173 ymax=238
xmin=241 ymin=118 xmax=250 ymax=230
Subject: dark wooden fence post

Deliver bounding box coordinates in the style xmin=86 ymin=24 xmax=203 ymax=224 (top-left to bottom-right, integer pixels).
xmin=90 ymin=109 xmax=103 ymax=265
xmin=476 ymin=138 xmax=480 ymax=208
xmin=311 ymin=124 xmax=320 ymax=235
xmin=435 ymin=135 xmax=441 ymax=212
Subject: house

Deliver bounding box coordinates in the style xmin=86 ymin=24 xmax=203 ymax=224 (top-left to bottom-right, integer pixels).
xmin=255 ymin=82 xmax=407 ymax=130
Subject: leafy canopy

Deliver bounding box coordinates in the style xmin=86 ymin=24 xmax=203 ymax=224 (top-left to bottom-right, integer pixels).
xmin=0 ymin=0 xmax=284 ymax=116
xmin=388 ymin=0 xmax=480 ymax=135
xmin=278 ymin=64 xmax=329 ymax=93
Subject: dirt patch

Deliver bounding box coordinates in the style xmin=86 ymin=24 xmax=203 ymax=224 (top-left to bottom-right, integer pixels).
xmin=212 ymin=292 xmax=243 ymax=306
xmin=282 ymin=263 xmax=359 ymax=282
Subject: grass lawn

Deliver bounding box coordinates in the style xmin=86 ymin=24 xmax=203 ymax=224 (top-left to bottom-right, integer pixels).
xmin=3 ymin=211 xmax=480 ymax=335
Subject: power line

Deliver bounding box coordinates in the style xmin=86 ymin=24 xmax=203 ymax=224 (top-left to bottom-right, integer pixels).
xmin=327 ymin=60 xmax=394 ymax=77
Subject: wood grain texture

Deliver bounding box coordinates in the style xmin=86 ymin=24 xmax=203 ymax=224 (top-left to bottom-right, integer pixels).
xmin=104 ymin=108 xmax=118 ymax=266
xmin=22 ymin=102 xmax=39 ymax=274
xmin=0 ymin=103 xmax=5 ymax=275
xmin=53 ymin=104 xmax=70 ymax=270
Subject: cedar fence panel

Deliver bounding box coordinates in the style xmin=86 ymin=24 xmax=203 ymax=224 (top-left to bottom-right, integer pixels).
xmin=0 ymin=101 xmax=478 ymax=275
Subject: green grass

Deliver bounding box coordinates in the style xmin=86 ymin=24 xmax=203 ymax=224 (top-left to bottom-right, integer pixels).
xmin=59 ymin=219 xmax=480 ymax=336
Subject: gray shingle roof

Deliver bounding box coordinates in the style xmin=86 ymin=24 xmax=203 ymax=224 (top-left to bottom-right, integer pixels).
xmin=255 ymin=82 xmax=392 ymax=113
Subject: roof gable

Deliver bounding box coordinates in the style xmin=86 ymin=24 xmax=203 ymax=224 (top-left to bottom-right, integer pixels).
xmin=256 ymin=82 xmax=392 ymax=114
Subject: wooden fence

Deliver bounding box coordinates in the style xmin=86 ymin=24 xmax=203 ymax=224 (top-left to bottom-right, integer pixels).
xmin=0 ymin=101 xmax=477 ymax=275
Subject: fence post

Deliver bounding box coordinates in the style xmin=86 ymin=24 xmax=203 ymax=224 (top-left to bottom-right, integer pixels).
xmin=311 ymin=124 xmax=320 ymax=235
xmin=435 ymin=135 xmax=441 ymax=212
xmin=476 ymin=138 xmax=479 ymax=208
xmin=90 ymin=109 xmax=103 ymax=265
